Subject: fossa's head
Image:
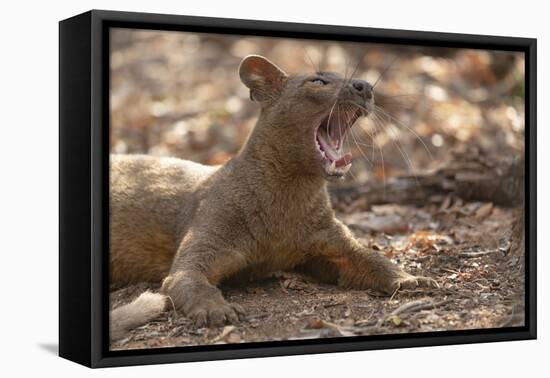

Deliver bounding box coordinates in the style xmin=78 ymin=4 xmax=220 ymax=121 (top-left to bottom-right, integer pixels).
xmin=239 ymin=55 xmax=374 ymax=181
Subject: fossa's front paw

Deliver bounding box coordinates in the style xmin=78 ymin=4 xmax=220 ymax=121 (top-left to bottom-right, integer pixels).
xmin=161 ymin=271 xmax=245 ymax=327
xmin=187 ymin=298 xmax=245 ymax=327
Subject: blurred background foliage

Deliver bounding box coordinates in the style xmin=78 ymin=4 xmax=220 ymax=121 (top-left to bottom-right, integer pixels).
xmin=110 ymin=28 xmax=525 ymax=183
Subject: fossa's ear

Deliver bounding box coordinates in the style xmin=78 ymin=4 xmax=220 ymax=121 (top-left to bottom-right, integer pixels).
xmin=239 ymin=55 xmax=287 ymax=102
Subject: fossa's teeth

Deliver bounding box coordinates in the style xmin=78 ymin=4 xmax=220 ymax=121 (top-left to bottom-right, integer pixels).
xmin=340 ymin=163 xmax=352 ymax=174
xmin=329 ymin=160 xmax=336 ymax=173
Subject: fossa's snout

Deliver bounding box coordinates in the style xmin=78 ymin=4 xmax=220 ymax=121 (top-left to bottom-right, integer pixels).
xmin=350 ymin=79 xmax=373 ymax=100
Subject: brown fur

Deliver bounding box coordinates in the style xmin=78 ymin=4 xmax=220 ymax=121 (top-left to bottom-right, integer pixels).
xmin=109 ymin=55 xmax=437 ymax=339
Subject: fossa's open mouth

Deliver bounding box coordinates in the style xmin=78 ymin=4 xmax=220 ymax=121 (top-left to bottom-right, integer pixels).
xmin=314 ymin=106 xmax=363 ymax=178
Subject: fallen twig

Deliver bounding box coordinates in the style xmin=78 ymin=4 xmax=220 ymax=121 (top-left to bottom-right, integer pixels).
xmin=458 ymin=250 xmax=504 ymax=258
xmin=323 ymin=301 xmax=346 ymax=308
xmin=391 ymin=299 xmax=453 ymax=317
xmin=391 ymin=300 xmax=428 ymax=316
xmin=303 ymin=318 xmax=356 ymax=337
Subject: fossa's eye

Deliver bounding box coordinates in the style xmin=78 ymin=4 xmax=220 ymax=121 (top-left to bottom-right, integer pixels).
xmin=310 ymin=78 xmax=327 ymax=85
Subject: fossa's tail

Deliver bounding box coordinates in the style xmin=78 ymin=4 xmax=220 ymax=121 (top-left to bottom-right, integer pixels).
xmin=110 ymin=291 xmax=167 ymax=341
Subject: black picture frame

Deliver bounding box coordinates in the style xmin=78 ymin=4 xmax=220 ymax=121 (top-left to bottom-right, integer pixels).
xmin=59 ymin=9 xmax=537 ymax=368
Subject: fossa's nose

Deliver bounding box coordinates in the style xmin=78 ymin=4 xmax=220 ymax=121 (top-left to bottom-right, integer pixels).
xmin=351 ymin=79 xmax=373 ymax=100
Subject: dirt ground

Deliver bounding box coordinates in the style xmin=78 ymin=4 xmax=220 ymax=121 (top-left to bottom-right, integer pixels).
xmin=110 ymin=193 xmax=524 ymax=350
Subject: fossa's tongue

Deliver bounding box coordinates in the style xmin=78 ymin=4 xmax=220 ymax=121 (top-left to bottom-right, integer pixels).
xmin=317 ymin=132 xmax=352 ymax=167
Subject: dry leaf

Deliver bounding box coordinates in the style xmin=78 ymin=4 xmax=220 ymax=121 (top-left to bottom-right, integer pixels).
xmin=213 ymin=325 xmax=236 ymax=343
xmin=386 ymin=315 xmax=403 ymax=326
xmin=475 ymin=202 xmax=494 ymax=219
xmin=226 ymin=333 xmax=242 ymax=343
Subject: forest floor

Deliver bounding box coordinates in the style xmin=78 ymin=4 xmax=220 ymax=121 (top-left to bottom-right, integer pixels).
xmin=110 ymin=192 xmax=525 ymax=351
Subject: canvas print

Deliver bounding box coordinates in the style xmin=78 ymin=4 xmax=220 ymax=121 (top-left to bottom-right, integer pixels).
xmin=108 ymin=27 xmax=526 ymax=350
